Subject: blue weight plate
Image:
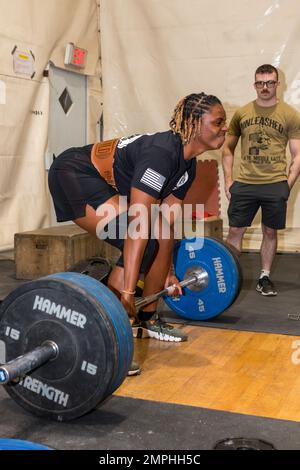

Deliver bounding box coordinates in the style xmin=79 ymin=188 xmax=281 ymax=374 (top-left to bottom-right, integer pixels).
xmin=0 ymin=438 xmax=51 ymax=450
xmin=164 ymin=237 xmax=241 ymax=320
xmin=214 ymin=238 xmax=243 ymax=304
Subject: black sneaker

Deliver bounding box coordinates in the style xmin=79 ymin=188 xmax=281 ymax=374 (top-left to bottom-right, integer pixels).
xmin=256 ymin=276 xmax=277 ymax=296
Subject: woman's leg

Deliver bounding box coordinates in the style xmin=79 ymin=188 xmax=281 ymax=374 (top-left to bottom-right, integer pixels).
xmin=73 ymin=197 xmax=126 ymax=296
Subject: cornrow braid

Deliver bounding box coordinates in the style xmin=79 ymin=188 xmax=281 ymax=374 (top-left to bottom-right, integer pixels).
xmin=169 ymin=92 xmax=222 ymax=144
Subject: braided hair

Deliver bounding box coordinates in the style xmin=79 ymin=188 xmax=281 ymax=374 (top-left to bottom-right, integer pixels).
xmin=169 ymin=92 xmax=222 ymax=144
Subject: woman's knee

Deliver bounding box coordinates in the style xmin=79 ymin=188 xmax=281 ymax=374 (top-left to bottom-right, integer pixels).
xmin=74 ymin=197 xmax=127 ymax=237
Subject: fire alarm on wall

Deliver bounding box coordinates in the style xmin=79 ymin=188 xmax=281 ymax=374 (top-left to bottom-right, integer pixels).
xmin=64 ymin=43 xmax=87 ymax=69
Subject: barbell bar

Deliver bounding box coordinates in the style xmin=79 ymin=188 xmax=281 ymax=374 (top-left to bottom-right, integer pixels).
xmin=135 ymin=268 xmax=207 ymax=310
xmin=0 ymin=341 xmax=58 ymax=385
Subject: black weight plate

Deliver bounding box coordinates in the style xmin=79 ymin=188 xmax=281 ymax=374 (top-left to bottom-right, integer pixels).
xmin=68 ymin=257 xmax=112 ymax=284
xmin=25 ymin=320 xmax=77 ymax=381
xmin=0 ymin=272 xmax=133 ymax=421
xmin=214 ymin=437 xmax=276 ymax=450
xmin=54 ymin=273 xmax=133 ymax=399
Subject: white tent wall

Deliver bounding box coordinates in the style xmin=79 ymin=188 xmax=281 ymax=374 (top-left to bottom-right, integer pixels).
xmin=100 ymin=0 xmax=300 ymax=250
xmin=0 ymin=0 xmax=102 ymax=251
xmin=1 ymin=0 xmax=299 ymax=253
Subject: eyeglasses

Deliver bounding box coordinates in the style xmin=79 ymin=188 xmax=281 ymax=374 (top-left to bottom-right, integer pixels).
xmin=254 ymin=80 xmax=277 ymax=89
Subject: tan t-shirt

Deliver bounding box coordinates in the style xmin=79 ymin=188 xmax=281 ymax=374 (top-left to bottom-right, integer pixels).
xmin=228 ymin=100 xmax=300 ymax=183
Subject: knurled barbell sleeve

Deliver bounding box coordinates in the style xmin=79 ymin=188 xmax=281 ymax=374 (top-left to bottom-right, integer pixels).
xmin=0 ymin=341 xmax=58 ymax=384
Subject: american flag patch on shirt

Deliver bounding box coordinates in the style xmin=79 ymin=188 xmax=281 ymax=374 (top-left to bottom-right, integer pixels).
xmin=140 ymin=168 xmax=166 ymax=192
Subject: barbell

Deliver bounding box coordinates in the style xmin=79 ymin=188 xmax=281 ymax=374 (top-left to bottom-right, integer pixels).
xmin=0 ymin=237 xmax=242 ymax=421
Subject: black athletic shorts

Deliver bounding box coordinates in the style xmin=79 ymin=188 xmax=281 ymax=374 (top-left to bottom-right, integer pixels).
xmin=48 ymin=146 xmax=157 ymax=273
xmin=227 ymin=180 xmax=290 ymax=230
xmin=48 ymin=145 xmax=118 ymax=222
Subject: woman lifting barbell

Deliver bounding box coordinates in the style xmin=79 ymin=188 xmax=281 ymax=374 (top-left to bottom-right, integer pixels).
xmin=48 ymin=92 xmax=228 ymax=375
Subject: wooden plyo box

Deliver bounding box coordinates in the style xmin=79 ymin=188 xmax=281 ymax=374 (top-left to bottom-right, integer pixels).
xmin=178 ymin=216 xmax=223 ymax=240
xmin=14 ymin=225 xmax=107 ymax=280
xmin=203 ymin=216 xmax=223 ymax=239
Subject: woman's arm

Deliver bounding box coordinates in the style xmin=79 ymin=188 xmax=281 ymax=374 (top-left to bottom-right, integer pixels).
xmin=140 ymin=194 xmax=183 ymax=309
xmin=120 ymin=187 xmax=157 ymax=317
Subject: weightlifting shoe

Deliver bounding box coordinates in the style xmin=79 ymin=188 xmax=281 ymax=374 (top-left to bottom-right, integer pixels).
xmin=127 ymin=360 xmax=141 ymax=376
xmin=132 ymin=316 xmax=188 ymax=342
xmin=256 ymin=276 xmax=277 ymax=296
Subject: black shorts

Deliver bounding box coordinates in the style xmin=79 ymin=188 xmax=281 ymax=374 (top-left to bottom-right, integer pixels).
xmin=48 ymin=145 xmax=118 ymax=222
xmin=227 ymin=181 xmax=290 ymax=230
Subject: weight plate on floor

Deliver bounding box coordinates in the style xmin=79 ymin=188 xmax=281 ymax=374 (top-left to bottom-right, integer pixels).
xmin=214 ymin=437 xmax=276 ymax=450
xmin=164 ymin=237 xmax=242 ymax=320
xmin=68 ymin=257 xmax=112 ymax=284
xmin=0 ymin=438 xmax=51 ymax=450
xmin=0 ymin=273 xmax=133 ymax=421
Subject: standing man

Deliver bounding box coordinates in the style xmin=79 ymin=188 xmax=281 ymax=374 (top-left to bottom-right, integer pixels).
xmin=222 ymin=64 xmax=300 ymax=296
